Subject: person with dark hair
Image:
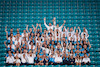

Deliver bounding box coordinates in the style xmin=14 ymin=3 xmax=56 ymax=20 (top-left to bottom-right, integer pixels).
xmin=34 ymin=54 xmax=40 ymax=65
xmin=69 ymin=50 xmax=75 ymax=58
xmin=22 ymin=30 xmax=28 ymax=39
xmin=6 ymin=33 xmax=15 ymax=43
xmin=69 ymin=55 xmax=75 ymax=65
xmin=16 ymin=28 xmax=22 ymax=36
xmin=20 ymin=54 xmax=27 ymax=65
xmin=54 ymin=53 xmax=63 ymax=65
xmin=40 ymin=54 xmax=48 ymax=65
xmin=14 ymin=50 xmax=20 ymax=58
xmin=5 ymin=51 xmax=14 ymax=58
xmin=82 ymin=54 xmax=90 ymax=65
xmin=28 ymin=41 xmax=36 ymax=52
xmin=63 ymin=54 xmax=69 ymax=65
xmin=5 ymin=26 xmax=16 ymax=37
xmin=27 ymin=51 xmax=36 ymax=65
xmin=4 ymin=18 xmax=91 ymax=66
xmin=44 ymin=17 xmax=55 ymax=31
xmin=49 ymin=54 xmax=55 ymax=65
xmin=6 ymin=53 xmax=15 ymax=65
xmin=4 ymin=41 xmax=15 ymax=52
xmin=15 ymin=55 xmax=21 ymax=66
xmin=75 ymin=54 xmax=82 ymax=65
xmin=81 ymin=27 xmax=89 ymax=41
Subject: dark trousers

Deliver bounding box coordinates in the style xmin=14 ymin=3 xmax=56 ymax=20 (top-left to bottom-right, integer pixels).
xmin=21 ymin=63 xmax=27 ymax=65
xmin=26 ymin=63 xmax=35 ymax=65
xmin=6 ymin=63 xmax=15 ymax=66
xmin=69 ymin=62 xmax=75 ymax=65
xmin=53 ymin=62 xmax=63 ymax=65
xmin=49 ymin=62 xmax=54 ymax=65
xmin=63 ymin=60 xmax=69 ymax=65
xmin=82 ymin=62 xmax=90 ymax=65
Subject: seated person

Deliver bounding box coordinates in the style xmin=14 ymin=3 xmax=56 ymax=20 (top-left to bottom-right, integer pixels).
xmin=74 ymin=45 xmax=80 ymax=51
xmin=34 ymin=54 xmax=41 ymax=65
xmin=40 ymin=54 xmax=48 ymax=65
xmin=27 ymin=51 xmax=36 ymax=64
xmin=15 ymin=55 xmax=21 ymax=66
xmin=75 ymin=54 xmax=82 ymax=65
xmin=6 ymin=53 xmax=15 ymax=65
xmin=74 ymin=42 xmax=82 ymax=49
xmin=20 ymin=54 xmax=27 ymax=65
xmin=14 ymin=50 xmax=20 ymax=58
xmin=63 ymin=54 xmax=69 ymax=65
xmin=82 ymin=54 xmax=90 ymax=65
xmin=54 ymin=53 xmax=63 ymax=65
xmin=69 ymin=55 xmax=75 ymax=65
xmin=49 ymin=54 xmax=55 ymax=65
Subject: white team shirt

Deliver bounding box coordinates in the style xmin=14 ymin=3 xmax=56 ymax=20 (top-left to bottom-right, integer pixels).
xmin=54 ymin=31 xmax=61 ymax=40
xmin=82 ymin=57 xmax=91 ymax=63
xmin=75 ymin=58 xmax=82 ymax=63
xmin=8 ymin=36 xmax=15 ymax=42
xmin=67 ymin=36 xmax=73 ymax=41
xmin=8 ymin=44 xmax=15 ymax=50
xmin=22 ymin=33 xmax=28 ymax=37
xmin=55 ymin=56 xmax=63 ymax=63
xmin=6 ymin=56 xmax=15 ymax=63
xmin=81 ymin=28 xmax=89 ymax=39
xmin=16 ymin=59 xmax=21 ymax=63
xmin=44 ymin=22 xmax=54 ymax=31
xmin=65 ymin=28 xmax=75 ymax=37
xmin=61 ymin=32 xmax=67 ymax=38
xmin=62 ymin=47 xmax=68 ymax=54
xmin=27 ymin=54 xmax=36 ymax=64
xmin=14 ymin=53 xmax=20 ymax=58
xmin=55 ymin=25 xmax=63 ymax=32
xmin=41 ymin=47 xmax=50 ymax=54
xmin=73 ymin=35 xmax=80 ymax=41
xmin=20 ymin=54 xmax=27 ymax=63
xmin=15 ymin=39 xmax=22 ymax=45
xmin=29 ymin=45 xmax=36 ymax=50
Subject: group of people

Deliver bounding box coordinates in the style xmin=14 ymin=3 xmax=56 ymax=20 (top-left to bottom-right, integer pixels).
xmin=4 ymin=17 xmax=91 ymax=66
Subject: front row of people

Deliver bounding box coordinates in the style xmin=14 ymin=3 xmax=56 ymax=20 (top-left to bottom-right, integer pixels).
xmin=6 ymin=50 xmax=90 ymax=66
